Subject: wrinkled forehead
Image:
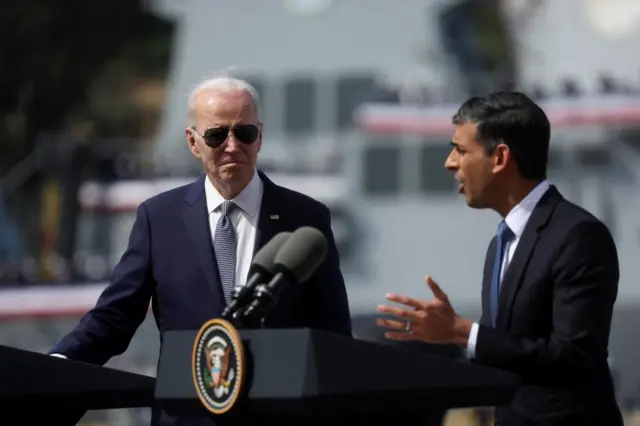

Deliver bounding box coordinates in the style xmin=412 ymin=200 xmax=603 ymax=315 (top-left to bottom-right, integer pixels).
xmin=193 ymin=89 xmax=258 ymax=127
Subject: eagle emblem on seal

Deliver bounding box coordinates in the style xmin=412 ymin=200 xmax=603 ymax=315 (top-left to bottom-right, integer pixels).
xmin=203 ymin=335 xmax=236 ymax=398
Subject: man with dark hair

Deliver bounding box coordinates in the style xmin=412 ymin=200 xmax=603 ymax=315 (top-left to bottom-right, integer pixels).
xmin=377 ymin=92 xmax=623 ymax=425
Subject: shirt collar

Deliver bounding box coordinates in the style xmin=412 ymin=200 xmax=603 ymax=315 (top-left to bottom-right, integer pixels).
xmin=204 ymin=169 xmax=262 ymax=217
xmin=504 ymin=180 xmax=550 ymax=238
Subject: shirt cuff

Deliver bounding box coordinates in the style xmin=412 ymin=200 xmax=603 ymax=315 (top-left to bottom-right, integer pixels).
xmin=466 ymin=322 xmax=479 ymax=359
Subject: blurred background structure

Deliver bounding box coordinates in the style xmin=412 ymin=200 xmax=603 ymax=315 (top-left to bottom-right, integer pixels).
xmin=2 ymin=0 xmax=640 ymax=424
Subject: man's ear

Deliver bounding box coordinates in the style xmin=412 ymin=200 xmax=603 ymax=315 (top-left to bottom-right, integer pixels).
xmin=186 ymin=128 xmax=201 ymax=158
xmin=492 ymin=143 xmax=510 ymax=173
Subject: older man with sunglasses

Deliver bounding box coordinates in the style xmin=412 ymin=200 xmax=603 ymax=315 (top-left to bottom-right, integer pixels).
xmin=48 ymin=75 xmax=352 ymax=426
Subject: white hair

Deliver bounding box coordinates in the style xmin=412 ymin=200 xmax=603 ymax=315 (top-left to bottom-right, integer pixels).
xmin=187 ymin=71 xmax=262 ymax=124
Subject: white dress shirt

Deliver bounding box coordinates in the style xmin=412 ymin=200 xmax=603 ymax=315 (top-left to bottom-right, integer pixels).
xmin=467 ymin=180 xmax=550 ymax=358
xmin=205 ymin=170 xmax=263 ymax=289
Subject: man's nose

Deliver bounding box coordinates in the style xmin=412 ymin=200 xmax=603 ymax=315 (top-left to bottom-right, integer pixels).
xmin=444 ymin=153 xmax=457 ymax=171
xmin=224 ymin=133 xmax=242 ymax=151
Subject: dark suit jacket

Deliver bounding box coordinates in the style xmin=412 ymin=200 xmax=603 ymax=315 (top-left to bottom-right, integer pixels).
xmin=50 ymin=171 xmax=352 ymax=426
xmin=473 ymin=186 xmax=622 ymax=426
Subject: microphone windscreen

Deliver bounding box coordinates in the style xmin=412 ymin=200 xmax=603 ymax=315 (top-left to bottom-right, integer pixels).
xmin=274 ymin=227 xmax=328 ymax=283
xmin=250 ymin=232 xmax=292 ymax=273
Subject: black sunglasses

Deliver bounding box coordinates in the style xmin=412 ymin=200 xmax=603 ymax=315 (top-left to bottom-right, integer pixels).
xmin=191 ymin=124 xmax=260 ymax=148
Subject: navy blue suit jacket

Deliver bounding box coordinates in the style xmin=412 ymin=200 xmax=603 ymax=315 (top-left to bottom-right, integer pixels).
xmin=50 ymin=172 xmax=351 ymax=425
xmin=474 ymin=186 xmax=622 ymax=426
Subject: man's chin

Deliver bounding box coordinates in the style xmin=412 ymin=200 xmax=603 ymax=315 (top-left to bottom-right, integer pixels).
xmin=465 ymin=197 xmax=490 ymax=210
xmin=463 ymin=193 xmax=480 ymax=209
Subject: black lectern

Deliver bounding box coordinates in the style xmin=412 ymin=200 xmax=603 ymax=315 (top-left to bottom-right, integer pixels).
xmin=0 ymin=344 xmax=155 ymax=422
xmin=156 ymin=327 xmax=520 ymax=424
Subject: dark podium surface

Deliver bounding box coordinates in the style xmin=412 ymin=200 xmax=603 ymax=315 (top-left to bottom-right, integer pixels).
xmin=0 ymin=344 xmax=155 ymax=423
xmin=156 ymin=328 xmax=520 ymax=421
xmin=0 ymin=328 xmax=520 ymax=425
xmin=0 ymin=344 xmax=155 ymax=410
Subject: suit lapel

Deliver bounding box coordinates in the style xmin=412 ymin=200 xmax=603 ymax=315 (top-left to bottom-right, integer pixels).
xmin=253 ymin=171 xmax=287 ymax=255
xmin=182 ymin=176 xmax=225 ymax=303
xmin=496 ymin=186 xmax=562 ymax=329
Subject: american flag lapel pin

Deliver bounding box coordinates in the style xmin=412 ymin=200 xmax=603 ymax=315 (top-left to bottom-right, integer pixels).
xmin=269 ymin=214 xmax=279 ymax=220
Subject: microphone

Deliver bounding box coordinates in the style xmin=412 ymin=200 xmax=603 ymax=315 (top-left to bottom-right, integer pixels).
xmin=240 ymin=226 xmax=329 ymax=324
xmin=221 ymin=231 xmax=292 ymax=321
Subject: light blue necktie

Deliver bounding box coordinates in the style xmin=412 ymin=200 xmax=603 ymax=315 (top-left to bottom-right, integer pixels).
xmin=213 ymin=201 xmax=237 ymax=303
xmin=490 ymin=220 xmax=514 ymax=327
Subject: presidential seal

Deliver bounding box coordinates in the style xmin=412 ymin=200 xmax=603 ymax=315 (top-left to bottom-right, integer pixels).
xmin=192 ymin=318 xmax=245 ymax=415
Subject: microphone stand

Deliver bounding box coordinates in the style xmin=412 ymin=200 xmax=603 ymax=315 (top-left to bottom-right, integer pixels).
xmin=226 ymin=306 xmax=264 ymax=329
xmin=224 ymin=268 xmax=296 ymax=329
xmin=223 ymin=294 xmax=267 ymax=329
xmin=222 ymin=285 xmax=264 ymax=329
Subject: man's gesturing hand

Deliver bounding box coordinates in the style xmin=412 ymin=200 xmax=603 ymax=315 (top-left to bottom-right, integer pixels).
xmin=376 ymin=276 xmax=472 ymax=347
